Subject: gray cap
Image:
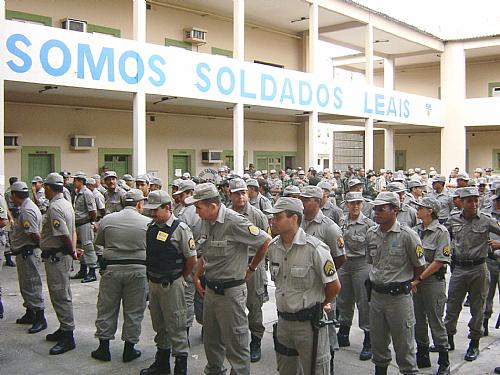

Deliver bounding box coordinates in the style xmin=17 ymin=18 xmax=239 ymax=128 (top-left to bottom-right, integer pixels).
xmin=300 ymin=185 xmax=323 ymax=199
xmin=283 ymin=185 xmax=301 ymax=196
xmin=172 ymin=178 xmax=182 ymax=187
xmin=458 ymin=187 xmax=479 ymax=199
xmin=265 ymin=197 xmax=303 ymax=214
xmin=317 ymin=181 xmax=332 ymax=192
xmin=386 ymin=182 xmax=406 ymax=193
xmin=345 ymin=191 xmax=364 ymax=202
xmin=229 ymin=178 xmax=247 ymax=193
xmin=86 ymin=177 xmax=96 ymax=185
xmin=92 ymin=174 xmax=101 ymax=180
xmin=372 ymin=191 xmax=400 ymax=208
xmin=393 ymin=172 xmax=405 ymax=181
xmin=44 ymin=173 xmax=64 ymax=186
xmin=449 ymin=190 xmax=460 ymax=198
xmin=71 ymin=171 xmax=87 ymax=181
xmin=182 ymin=172 xmax=191 ymax=179
xmin=135 ymin=174 xmax=150 ymax=183
xmin=348 ymin=179 xmax=363 ymax=189
xmin=185 ymin=183 xmax=220 ymax=204
xmin=103 ymin=171 xmax=117 ymax=179
xmin=457 ymin=172 xmax=470 ymax=181
xmin=11 ymin=181 xmax=29 ymax=192
xmin=246 ymin=178 xmax=259 ymax=188
xmin=414 ymin=197 xmax=440 ymax=214
xmin=477 ymin=177 xmax=487 ymax=185
xmin=432 ymin=175 xmax=446 ymax=183
xmin=123 ymin=174 xmax=135 ymax=182
xmin=408 ymin=179 xmax=425 ymax=189
xmin=31 ymin=176 xmax=43 ymax=183
xmin=150 ymin=177 xmax=162 ymax=187
xmin=173 ymin=179 xmax=196 ymax=196
xmin=144 ymin=190 xmax=171 ymax=209
xmin=122 ymin=188 xmax=146 ymax=203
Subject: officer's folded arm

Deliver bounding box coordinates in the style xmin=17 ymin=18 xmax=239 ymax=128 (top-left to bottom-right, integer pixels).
xmin=323 ymin=279 xmax=341 ymax=311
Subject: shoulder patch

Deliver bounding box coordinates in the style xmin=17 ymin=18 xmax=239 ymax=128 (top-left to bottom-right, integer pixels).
xmin=443 ymin=245 xmax=451 ymax=257
xmin=23 ymin=220 xmax=30 ymax=229
xmin=53 ymin=219 xmax=60 ymax=228
xmin=248 ymin=225 xmax=260 ymax=236
xmin=337 ymin=237 xmax=345 ymax=248
xmin=416 ymin=244 xmax=424 ymax=258
xmin=188 ymin=238 xmax=196 ymax=250
xmin=323 ymin=260 xmax=336 ymax=277
xmin=0 ymin=207 xmax=4 ymax=213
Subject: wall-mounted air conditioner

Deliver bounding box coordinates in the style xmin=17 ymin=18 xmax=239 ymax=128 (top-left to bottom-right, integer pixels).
xmin=61 ymin=18 xmax=87 ymax=33
xmin=183 ymin=27 xmax=207 ymax=45
xmin=201 ymin=150 xmax=223 ymax=163
xmin=70 ymin=135 xmax=95 ymax=150
xmin=4 ymin=133 xmax=21 ymax=150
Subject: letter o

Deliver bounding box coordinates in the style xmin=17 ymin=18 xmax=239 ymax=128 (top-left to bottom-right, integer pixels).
xmin=40 ymin=39 xmax=71 ymax=77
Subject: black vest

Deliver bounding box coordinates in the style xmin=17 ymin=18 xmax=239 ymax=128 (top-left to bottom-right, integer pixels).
xmin=146 ymin=220 xmax=184 ymax=277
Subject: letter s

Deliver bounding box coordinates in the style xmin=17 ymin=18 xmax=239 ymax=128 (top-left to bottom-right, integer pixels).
xmin=148 ymin=55 xmax=166 ymax=87
xmin=195 ymin=62 xmax=211 ymax=93
xmin=6 ymin=34 xmax=32 ymax=73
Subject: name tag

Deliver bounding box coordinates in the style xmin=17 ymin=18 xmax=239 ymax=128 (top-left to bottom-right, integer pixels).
xmin=210 ymin=240 xmax=227 ymax=247
xmin=156 ymin=231 xmax=168 ymax=242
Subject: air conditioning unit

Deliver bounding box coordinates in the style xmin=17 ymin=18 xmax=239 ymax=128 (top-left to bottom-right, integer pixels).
xmin=4 ymin=133 xmax=21 ymax=150
xmin=183 ymin=27 xmax=207 ymax=46
xmin=201 ymin=150 xmax=223 ymax=163
xmin=70 ymin=135 xmax=95 ymax=150
xmin=61 ymin=18 xmax=87 ymax=33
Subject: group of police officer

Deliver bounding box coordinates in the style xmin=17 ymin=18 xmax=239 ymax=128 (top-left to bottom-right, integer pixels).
xmin=0 ymin=165 xmax=499 ymax=375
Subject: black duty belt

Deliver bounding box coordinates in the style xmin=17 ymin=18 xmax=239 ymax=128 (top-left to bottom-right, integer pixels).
xmin=100 ymin=258 xmax=146 ymax=271
xmin=206 ymin=279 xmax=245 ymax=295
xmin=75 ymin=219 xmax=91 ymax=227
xmin=278 ymin=305 xmax=316 ymax=322
xmin=451 ymin=256 xmax=486 ymax=267
xmin=13 ymin=245 xmax=37 ymax=257
xmin=148 ymin=272 xmax=183 ymax=285
xmin=371 ymin=281 xmax=412 ymax=296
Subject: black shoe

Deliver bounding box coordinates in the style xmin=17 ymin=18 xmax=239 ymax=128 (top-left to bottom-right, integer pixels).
xmin=28 ymin=310 xmax=47 ymax=334
xmin=359 ymin=331 xmax=372 ymax=361
xmin=416 ymin=345 xmax=431 ymax=368
xmin=174 ymin=354 xmax=188 ymax=375
xmin=46 ymin=329 xmax=64 ymax=342
xmin=0 ymin=299 xmax=3 ymax=319
xmin=375 ymin=366 xmax=388 ymax=375
xmin=494 ymin=367 xmax=500 ymax=375
xmin=16 ymin=308 xmax=35 ymax=324
xmin=337 ymin=325 xmax=350 ymax=347
xmin=140 ymin=349 xmax=171 ymax=375
xmin=71 ymin=264 xmax=87 ymax=280
xmin=250 ymin=334 xmax=262 ymax=363
xmin=91 ymin=339 xmax=111 ymax=361
xmin=5 ymin=254 xmax=16 ymax=267
xmin=436 ymin=350 xmax=450 ymax=375
xmin=82 ymin=268 xmax=97 ymax=283
xmin=464 ymin=339 xmax=479 ymax=361
xmin=49 ymin=331 xmax=76 ymax=355
xmin=447 ymin=335 xmax=455 ymax=351
xmin=123 ymin=341 xmax=141 ymax=362
xmin=330 ymin=350 xmax=335 ymax=375
xmin=464 ymin=295 xmax=471 ymax=307
xmin=483 ymin=318 xmax=489 ymax=336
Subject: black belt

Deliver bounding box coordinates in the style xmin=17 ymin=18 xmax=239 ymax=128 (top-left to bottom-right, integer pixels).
xmin=278 ymin=305 xmax=316 ymax=322
xmin=206 ymin=279 xmax=245 ymax=295
xmin=148 ymin=272 xmax=183 ymax=285
xmin=75 ymin=219 xmax=91 ymax=227
xmin=451 ymin=256 xmax=486 ymax=267
xmin=371 ymin=281 xmax=411 ymax=296
xmin=100 ymin=258 xmax=146 ymax=271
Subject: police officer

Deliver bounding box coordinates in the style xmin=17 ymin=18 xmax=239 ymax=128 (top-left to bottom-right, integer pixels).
xmin=247 ymin=179 xmax=273 ymax=214
xmin=140 ymin=190 xmax=197 ymax=375
xmin=103 ymin=171 xmax=126 ymax=214
xmin=136 ymin=174 xmax=151 ymax=196
xmin=150 ymin=177 xmax=162 ymax=192
xmin=218 ymin=179 xmax=231 ymax=206
xmin=404 ymin=180 xmax=425 ymax=205
xmin=366 ymin=191 xmax=426 ymax=375
xmin=86 ymin=177 xmax=106 ymax=218
xmin=429 ymin=175 xmax=453 ymax=224
xmin=0 ymin=193 xmax=8 ymax=318
xmin=411 ymin=197 xmax=451 ymax=375
xmin=93 ymin=174 xmax=107 ymax=195
xmin=282 ymin=185 xmax=301 ymax=198
xmin=123 ymin=174 xmax=135 ymax=189
xmin=337 ymin=192 xmax=375 ymax=361
xmin=71 ymin=172 xmax=98 ymax=283
xmin=228 ymin=178 xmax=270 ymax=363
xmin=91 ymin=189 xmax=151 ymax=363
xmin=444 ymin=187 xmax=500 ymax=361
xmin=172 ymin=179 xmax=183 ymax=216
xmin=318 ymin=181 xmax=344 ymax=228
xmin=31 ymin=176 xmax=49 ymax=214
xmin=191 ymin=183 xmax=270 ymax=375
xmin=340 ymin=179 xmax=374 ymax=219
xmin=386 ymin=182 xmax=418 ymax=228
xmin=267 ymin=197 xmax=341 ymax=375
xmin=10 ymin=181 xmax=46 ymax=333
xmin=40 ymin=173 xmax=77 ymax=355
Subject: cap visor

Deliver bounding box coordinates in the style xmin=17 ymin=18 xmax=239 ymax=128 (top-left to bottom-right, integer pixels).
xmin=143 ymin=202 xmax=161 ymax=209
xmin=265 ymin=207 xmax=285 ymax=214
xmin=172 ymin=190 xmax=183 ymax=196
xmin=230 ymin=187 xmax=247 ymax=193
xmin=371 ymin=199 xmax=392 ymax=206
xmin=184 ymin=196 xmax=200 ymax=205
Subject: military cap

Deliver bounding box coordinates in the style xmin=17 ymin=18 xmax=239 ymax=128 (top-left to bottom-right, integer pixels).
xmin=242 ymin=173 xmax=251 ymax=180
xmin=144 ymin=190 xmax=171 ymax=209
xmin=457 ymin=172 xmax=470 ymax=181
xmin=414 ymin=197 xmax=440 ymax=214
xmin=262 ymin=170 xmax=268 ymax=175
xmin=31 ymin=176 xmax=43 ymax=183
xmin=270 ymin=169 xmax=277 ymax=174
xmin=283 ymin=185 xmax=301 ymax=197
xmin=348 ymin=179 xmax=363 ymax=189
xmin=386 ymin=182 xmax=406 ymax=193
xmin=135 ymin=174 xmax=150 ymax=183
xmin=173 ymin=179 xmax=196 ymax=196
xmin=182 ymin=172 xmax=191 ymax=179
xmin=474 ymin=167 xmax=483 ymax=174
xmin=265 ymin=197 xmax=303 ymax=215
xmin=229 ymin=178 xmax=247 ymax=192
xmin=44 ymin=173 xmax=64 ymax=186
xmin=103 ymin=171 xmax=118 ymax=179
xmin=317 ymin=181 xmax=333 ymax=192
xmin=345 ymin=191 xmax=364 ymax=202
xmin=86 ymin=177 xmax=96 ymax=185
xmin=372 ymin=191 xmax=400 ymax=208
xmin=246 ymin=179 xmax=259 ymax=188
xmin=92 ymin=174 xmax=101 ymax=180
xmin=122 ymin=189 xmax=146 ymax=204
xmin=485 ymin=168 xmax=492 ymax=172
xmin=458 ymin=187 xmax=479 ymax=199
xmin=298 ymin=170 xmax=306 ymax=175
xmin=408 ymin=179 xmax=425 ymax=189
xmin=172 ymin=179 xmax=182 ymax=187
xmin=150 ymin=177 xmax=162 ymax=187
xmin=300 ymin=185 xmax=323 ymax=199
xmin=414 ymin=168 xmax=421 ymax=174
xmin=393 ymin=172 xmax=406 ymax=182
xmin=185 ymin=183 xmax=220 ymax=205
xmin=218 ymin=179 xmax=229 ymax=187
xmin=123 ymin=174 xmax=135 ymax=182
xmin=71 ymin=171 xmax=87 ymax=181
xmin=477 ymin=177 xmax=487 ymax=185
xmin=449 ymin=190 xmax=460 ymax=198
xmin=11 ymin=181 xmax=29 ymax=192
xmin=420 ymin=170 xmax=427 ymax=175
xmin=432 ymin=175 xmax=446 ymax=183
xmin=254 ymin=171 xmax=262 ymax=177
xmin=334 ymin=169 xmax=341 ymax=174
xmin=59 ymin=171 xmax=71 ymax=178
xmin=429 ymin=170 xmax=437 ymax=177
xmin=218 ymin=167 xmax=225 ymax=173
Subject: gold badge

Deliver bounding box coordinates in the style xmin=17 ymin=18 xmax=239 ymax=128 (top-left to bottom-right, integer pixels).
xmin=188 ymin=238 xmax=196 ymax=250
xmin=156 ymin=231 xmax=168 ymax=242
xmin=267 ymin=227 xmax=272 ymax=236
xmin=23 ymin=220 xmax=30 ymax=229
xmin=416 ymin=245 xmax=424 ymax=258
xmin=323 ymin=260 xmax=336 ymax=276
xmin=443 ymin=245 xmax=451 ymax=257
xmin=337 ymin=237 xmax=345 ymax=248
xmin=0 ymin=207 xmax=4 ymax=213
xmin=248 ymin=225 xmax=259 ymax=236
xmin=53 ymin=219 xmax=60 ymax=228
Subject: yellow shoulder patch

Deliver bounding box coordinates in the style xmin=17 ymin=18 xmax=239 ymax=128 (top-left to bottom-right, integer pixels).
xmin=23 ymin=220 xmax=30 ymax=229
xmin=0 ymin=207 xmax=4 ymax=213
xmin=323 ymin=260 xmax=336 ymax=277
xmin=416 ymin=244 xmax=424 ymax=258
xmin=188 ymin=238 xmax=196 ymax=250
xmin=248 ymin=225 xmax=259 ymax=236
xmin=52 ymin=219 xmax=60 ymax=228
xmin=337 ymin=237 xmax=345 ymax=248
xmin=443 ymin=245 xmax=451 ymax=257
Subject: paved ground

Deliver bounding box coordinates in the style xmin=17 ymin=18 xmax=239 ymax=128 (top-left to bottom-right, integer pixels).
xmin=0 ymin=262 xmax=499 ymax=375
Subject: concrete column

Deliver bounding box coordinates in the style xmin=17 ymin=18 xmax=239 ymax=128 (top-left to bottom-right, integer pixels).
xmin=440 ymin=42 xmax=466 ymax=175
xmin=232 ymin=0 xmax=244 ymax=175
xmin=383 ymin=57 xmax=395 ymax=170
xmin=364 ymin=23 xmax=374 ymax=169
xmin=384 ymin=57 xmax=394 ymax=90
xmin=132 ymin=0 xmax=147 ymax=176
xmin=364 ymin=118 xmax=374 ymax=170
xmin=306 ymin=2 xmax=319 ymax=169
xmin=0 ymin=0 xmax=5 ymax=193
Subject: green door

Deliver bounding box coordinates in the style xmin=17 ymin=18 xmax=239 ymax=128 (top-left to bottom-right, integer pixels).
xmin=104 ymin=154 xmax=130 ymax=177
xmin=256 ymin=157 xmax=267 ymax=171
xmin=172 ymin=155 xmax=189 ymax=181
xmin=395 ymin=150 xmax=406 ymax=171
xmin=28 ymin=154 xmax=53 ymax=180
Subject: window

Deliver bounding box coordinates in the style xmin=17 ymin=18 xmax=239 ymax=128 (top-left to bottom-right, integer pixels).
xmin=493 ymin=149 xmax=500 ymax=172
xmin=488 ymin=82 xmax=500 ymax=97
xmin=165 ymin=38 xmax=192 ymax=51
xmin=6 ymin=10 xmax=52 ymax=26
xmin=87 ymin=24 xmax=121 ymax=37
xmin=211 ymin=47 xmax=233 ymax=58
xmin=332 ymin=132 xmax=364 ymax=171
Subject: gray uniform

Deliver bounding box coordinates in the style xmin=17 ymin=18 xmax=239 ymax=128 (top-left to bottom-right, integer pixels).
xmin=337 ymin=213 xmax=374 ymax=332
xmin=199 ymin=204 xmax=269 ymax=375
xmin=397 ymin=203 xmax=418 ymax=228
xmin=11 ymin=198 xmax=44 ymax=311
xmin=0 ymin=201 xmax=8 ymax=301
xmin=74 ymin=186 xmax=97 ymax=268
xmin=94 ymin=206 xmax=151 ymax=343
xmin=366 ymin=221 xmax=425 ymax=374
xmin=484 ymin=206 xmax=500 ymax=321
xmin=340 ymin=199 xmax=374 ymax=219
xmin=269 ymin=228 xmax=337 ymax=375
xmin=40 ymin=193 xmax=76 ymax=332
xmin=34 ymin=187 xmax=49 ymax=213
xmin=444 ymin=211 xmax=500 ymax=340
xmin=249 ymin=193 xmax=272 ymax=214
xmin=104 ymin=187 xmax=126 ymax=215
xmin=321 ymin=200 xmax=344 ymax=228
xmin=428 ymin=190 xmax=453 ymax=222
xmin=92 ymin=188 xmax=106 ymax=257
xmin=412 ymin=220 xmax=451 ymax=349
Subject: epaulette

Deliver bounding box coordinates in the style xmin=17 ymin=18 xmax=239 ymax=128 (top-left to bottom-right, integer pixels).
xmin=305 ymin=234 xmax=322 ymax=247
xmin=269 ymin=236 xmax=280 ymax=246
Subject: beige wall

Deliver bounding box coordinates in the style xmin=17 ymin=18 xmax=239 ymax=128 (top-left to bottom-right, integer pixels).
xmin=466 ymin=130 xmax=500 ymax=170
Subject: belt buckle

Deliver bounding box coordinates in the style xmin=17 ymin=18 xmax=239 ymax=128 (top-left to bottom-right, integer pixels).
xmin=213 ymin=284 xmax=224 ymax=295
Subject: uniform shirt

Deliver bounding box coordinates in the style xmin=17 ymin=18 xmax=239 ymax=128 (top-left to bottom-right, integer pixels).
xmin=340 ymin=199 xmax=374 ymax=220
xmin=341 ymin=212 xmax=375 ymax=258
xmin=366 ymin=220 xmax=425 ymax=284
xmin=63 ymin=186 xmax=72 ymax=202
xmin=268 ymin=178 xmax=283 ymax=191
xmin=10 ymin=198 xmax=42 ymax=249
xmin=397 ymin=203 xmax=418 ymax=228
xmin=97 ymin=185 xmax=107 ymax=195
xmin=446 ymin=210 xmax=500 ymax=260
xmin=199 ymin=204 xmax=269 ymax=281
xmin=403 ymin=192 xmax=421 ymax=206
xmin=428 ymin=189 xmax=453 ymax=221
xmin=321 ymin=200 xmax=345 ymax=228
xmin=249 ymin=193 xmax=272 ymax=214
xmin=95 ymin=206 xmax=151 ymax=261
xmin=269 ymin=228 xmax=337 ymax=313
xmin=301 ymin=210 xmax=345 ymax=259
xmin=73 ymin=186 xmax=97 ymax=222
xmin=488 ymin=206 xmax=500 ymax=243
xmin=92 ymin=188 xmax=106 ymax=211
xmin=479 ymin=193 xmax=492 ymax=212
xmin=34 ymin=187 xmax=49 ymax=213
xmin=40 ymin=193 xmax=75 ymax=250
xmin=412 ymin=219 xmax=451 ymax=265
xmin=104 ymin=186 xmax=126 ymax=215
xmin=178 ymin=204 xmax=202 ymax=242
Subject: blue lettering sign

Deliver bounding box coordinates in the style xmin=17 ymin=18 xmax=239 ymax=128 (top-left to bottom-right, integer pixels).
xmin=364 ymin=92 xmax=373 ymax=114
xmin=387 ymin=96 xmax=397 ymax=116
xmin=299 ymin=80 xmax=312 ymax=105
xmin=240 ymin=69 xmax=256 ymax=99
xmin=6 ymin=34 xmax=32 ymax=73
xmin=77 ymin=44 xmax=114 ymax=81
xmin=195 ymin=63 xmax=211 ymax=92
xmin=280 ymin=78 xmax=295 ymax=104
xmin=374 ymin=94 xmax=385 ymax=115
xmin=40 ymin=39 xmax=71 ymax=77
xmin=148 ymin=55 xmax=166 ymax=87
xmin=316 ymin=84 xmax=329 ymax=108
xmin=261 ymin=74 xmax=277 ymax=101
xmin=217 ymin=66 xmax=235 ymax=95
xmin=403 ymin=99 xmax=410 ymax=118
xmin=333 ymin=86 xmax=342 ymax=109
xmin=119 ymin=51 xmax=144 ymax=84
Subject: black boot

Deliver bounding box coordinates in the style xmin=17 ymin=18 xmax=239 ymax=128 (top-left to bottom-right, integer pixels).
xmin=250 ymin=334 xmax=262 ymax=362
xmin=174 ymin=354 xmax=188 ymax=375
xmin=46 ymin=328 xmax=64 ymax=342
xmin=123 ymin=340 xmax=141 ymax=362
xmin=359 ymin=331 xmax=372 ymax=361
xmin=330 ymin=350 xmax=335 ymax=375
xmin=28 ymin=309 xmax=47 ymax=334
xmin=436 ymin=350 xmax=450 ymax=375
xmin=483 ymin=318 xmax=489 ymax=336
xmin=375 ymin=365 xmax=388 ymax=375
xmin=464 ymin=339 xmax=479 ymax=361
xmin=5 ymin=253 xmax=16 ymax=267
xmin=0 ymin=298 xmax=3 ymax=319
xmin=91 ymin=339 xmax=111 ymax=361
xmin=71 ymin=264 xmax=87 ymax=279
xmin=49 ymin=330 xmax=76 ymax=355
xmin=416 ymin=345 xmax=431 ymax=368
xmin=82 ymin=267 xmax=97 ymax=283
xmin=16 ymin=308 xmax=35 ymax=324
xmin=186 ymin=327 xmax=190 ymax=348
xmin=337 ymin=325 xmax=350 ymax=347
xmin=447 ymin=335 xmax=454 ymax=351
xmin=140 ymin=348 xmax=171 ymax=375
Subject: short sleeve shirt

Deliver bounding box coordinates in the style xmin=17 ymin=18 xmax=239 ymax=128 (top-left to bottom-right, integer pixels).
xmin=150 ymin=214 xmax=197 ymax=259
xmin=397 ymin=203 xmax=418 ymax=228
xmin=301 ymin=210 xmax=345 ymax=258
xmin=104 ymin=187 xmax=126 ymax=215
xmin=341 ymin=212 xmax=375 ymax=257
xmin=74 ymin=186 xmax=97 ymax=221
xmin=10 ymin=198 xmax=42 ymax=249
xmin=412 ymin=219 xmax=451 ymax=264
xmin=40 ymin=193 xmax=75 ymax=250
xmin=178 ymin=204 xmax=202 ymax=242
xmin=230 ymin=202 xmax=270 ymax=256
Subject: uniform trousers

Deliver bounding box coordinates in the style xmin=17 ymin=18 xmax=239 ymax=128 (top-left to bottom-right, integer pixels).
xmin=77 ymin=223 xmax=97 ymax=267
xmin=484 ymin=257 xmax=500 ymax=320
xmin=444 ymin=263 xmax=489 ymax=340
xmin=44 ymin=253 xmax=75 ymax=331
xmin=95 ymin=265 xmax=147 ymax=343
xmin=185 ymin=272 xmax=195 ymax=328
xmin=15 ymin=248 xmax=44 ymax=310
xmin=246 ymin=264 xmax=266 ymax=339
xmin=370 ymin=290 xmax=417 ymax=374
